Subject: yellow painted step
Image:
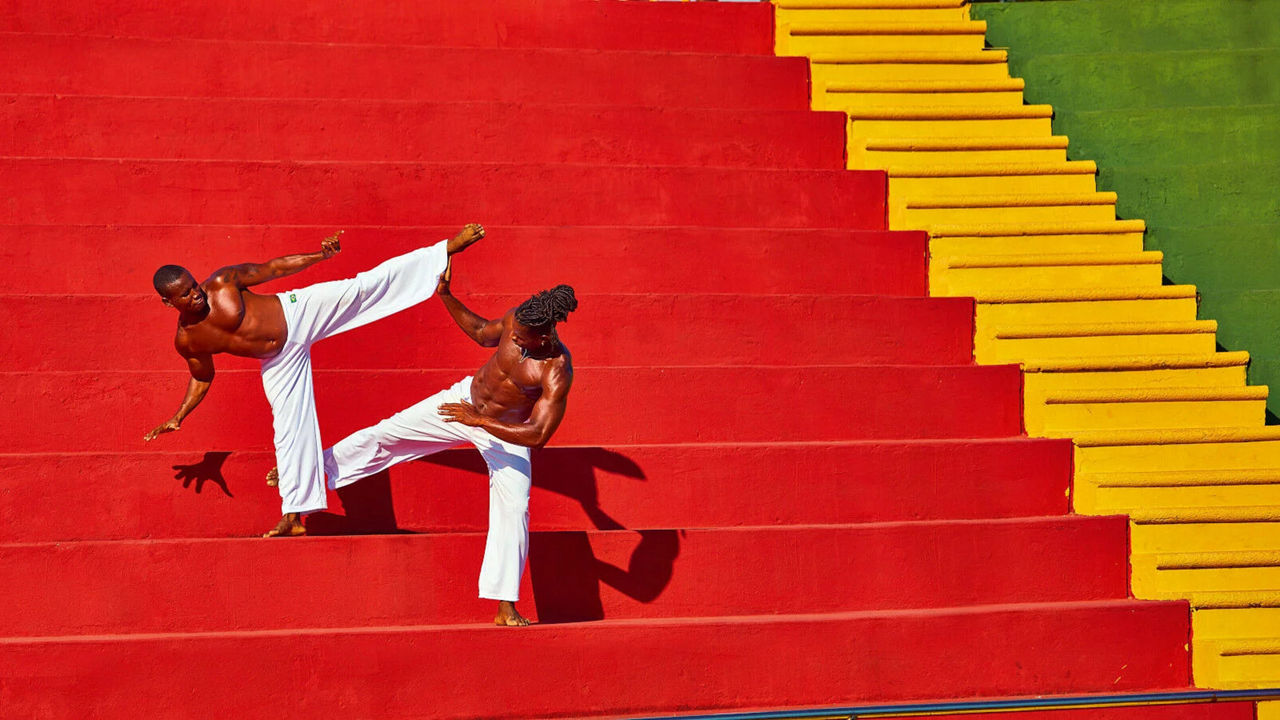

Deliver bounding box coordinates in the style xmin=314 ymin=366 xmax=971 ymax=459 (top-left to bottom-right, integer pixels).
xmin=1076 ymin=467 xmax=1280 ymax=515
xmin=977 ymin=319 xmax=1218 ymax=364
xmin=858 ymin=136 xmax=1070 ymax=168
xmin=1195 ymin=637 xmax=1280 ymax=688
xmin=975 ymin=287 xmax=1198 ymax=328
xmin=1133 ymin=521 xmax=1280 ymax=554
xmin=777 ymin=20 xmax=989 ymax=56
xmin=888 ymin=161 xmax=1098 ymax=200
xmin=1029 ymin=386 xmax=1268 ymax=436
xmin=1197 ymin=607 xmax=1280 ymax=639
xmin=810 ymin=51 xmax=1011 ymax=85
xmin=931 ymin=250 xmax=1162 ymax=297
xmin=846 ymin=105 xmax=1054 ymax=140
xmin=1134 ymin=550 xmax=1280 ymax=597
xmin=774 ymin=0 xmax=970 ymax=24
xmin=819 ymin=79 xmax=1025 ymax=109
xmin=929 ymin=221 xmax=1146 ymax=255
xmin=902 ymin=192 xmax=1117 ymax=229
xmin=1262 ymin=700 xmax=1280 ymax=720
xmin=1025 ymin=356 xmax=1245 ymax=391
xmin=1075 ymin=427 xmax=1280 ymax=470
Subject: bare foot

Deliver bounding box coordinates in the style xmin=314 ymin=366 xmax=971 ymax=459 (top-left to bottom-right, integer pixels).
xmin=262 ymin=513 xmax=305 ymax=538
xmin=265 ymin=466 xmax=279 ymax=487
xmin=446 ymin=223 xmax=485 ymax=255
xmin=494 ymin=601 xmax=530 ymax=627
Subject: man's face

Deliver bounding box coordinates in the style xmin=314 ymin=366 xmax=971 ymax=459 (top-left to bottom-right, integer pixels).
xmin=161 ymin=272 xmax=208 ymax=315
xmin=511 ymin=322 xmax=553 ymax=354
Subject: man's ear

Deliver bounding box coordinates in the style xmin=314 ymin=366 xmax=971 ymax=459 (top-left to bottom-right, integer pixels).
xmin=161 ymin=297 xmax=174 ymax=309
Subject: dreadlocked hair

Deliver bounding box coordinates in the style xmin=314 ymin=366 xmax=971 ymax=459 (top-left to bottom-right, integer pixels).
xmin=514 ymin=285 xmax=578 ymax=329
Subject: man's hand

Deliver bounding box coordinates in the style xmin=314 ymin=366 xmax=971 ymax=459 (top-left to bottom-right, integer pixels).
xmin=447 ymin=223 xmax=485 ymax=255
xmin=439 ymin=401 xmax=485 ymax=427
xmin=144 ymin=418 xmax=182 ymax=442
xmin=320 ymin=230 xmax=343 ymax=259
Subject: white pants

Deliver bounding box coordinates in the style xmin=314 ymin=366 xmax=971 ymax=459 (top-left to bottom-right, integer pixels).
xmin=323 ymin=377 xmax=532 ymax=602
xmin=259 ymin=241 xmax=449 ymax=515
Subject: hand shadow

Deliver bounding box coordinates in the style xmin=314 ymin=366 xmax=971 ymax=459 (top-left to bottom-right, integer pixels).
xmin=171 ymin=451 xmax=234 ymax=498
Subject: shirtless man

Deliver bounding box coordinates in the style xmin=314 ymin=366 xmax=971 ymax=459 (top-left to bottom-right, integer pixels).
xmin=279 ymin=263 xmax=576 ymax=626
xmin=144 ymin=225 xmax=485 ymax=537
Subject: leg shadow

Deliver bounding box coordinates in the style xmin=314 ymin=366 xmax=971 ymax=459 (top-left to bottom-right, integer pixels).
xmin=306 ymin=470 xmax=408 ymax=536
xmin=529 ymin=529 xmax=681 ymax=623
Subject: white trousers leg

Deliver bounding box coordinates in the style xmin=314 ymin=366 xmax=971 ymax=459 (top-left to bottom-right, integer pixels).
xmin=260 ymin=241 xmax=449 ymax=515
xmin=324 ymin=378 xmax=533 ymax=602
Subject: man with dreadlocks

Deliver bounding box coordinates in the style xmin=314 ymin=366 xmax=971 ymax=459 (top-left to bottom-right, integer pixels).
xmin=291 ymin=261 xmax=576 ymax=626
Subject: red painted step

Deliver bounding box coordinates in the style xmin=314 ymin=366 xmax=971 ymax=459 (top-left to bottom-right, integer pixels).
xmin=0 ymin=438 xmax=1073 ymax=542
xmin=0 ymin=159 xmax=887 ymax=230
xmin=6 ymin=294 xmax=976 ymax=371
xmin=0 ymin=96 xmax=846 ymax=168
xmin=0 ymin=365 xmax=1024 ymax=453
xmin=0 ymin=601 xmax=1191 ymax=719
xmin=0 ymin=36 xmax=808 ymax=108
xmin=0 ymin=225 xmax=930 ymax=296
xmin=0 ymin=517 xmax=1131 ymax=635
xmin=0 ymin=1 xmax=776 ymax=54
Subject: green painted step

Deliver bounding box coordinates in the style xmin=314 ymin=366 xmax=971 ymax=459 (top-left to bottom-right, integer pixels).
xmin=1061 ymin=106 xmax=1280 ymax=168
xmin=1014 ymin=50 xmax=1280 ymax=111
xmin=973 ymin=0 xmax=1280 ymax=54
xmin=1100 ymin=163 xmax=1280 ymax=227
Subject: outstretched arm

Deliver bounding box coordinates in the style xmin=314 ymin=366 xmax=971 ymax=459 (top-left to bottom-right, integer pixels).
xmin=144 ymin=352 xmax=215 ymax=441
xmin=436 ymin=260 xmax=505 ymax=347
xmin=439 ymin=363 xmax=572 ymax=448
xmin=221 ymin=231 xmax=343 ymax=288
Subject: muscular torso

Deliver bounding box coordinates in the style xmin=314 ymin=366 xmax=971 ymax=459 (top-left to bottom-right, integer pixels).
xmin=470 ymin=317 xmax=571 ymax=424
xmin=176 ymin=276 xmax=288 ymax=360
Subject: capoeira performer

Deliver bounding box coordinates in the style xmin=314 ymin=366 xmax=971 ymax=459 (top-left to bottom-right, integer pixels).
xmin=144 ymin=224 xmax=486 ymax=538
xmin=268 ymin=264 xmax=577 ymax=626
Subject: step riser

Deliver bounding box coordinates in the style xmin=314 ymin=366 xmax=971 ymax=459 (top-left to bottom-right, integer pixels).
xmin=932 ymin=265 xmax=1162 ymax=296
xmin=0 ymin=160 xmax=887 ymax=229
xmin=0 ymin=604 xmax=1193 ymax=719
xmin=0 ymin=226 xmax=929 ymax=296
xmin=1081 ymin=486 xmax=1280 ymax=517
xmin=1025 ymin=367 xmax=1247 ymax=395
xmin=0 ymin=440 xmax=1075 ymax=542
xmin=812 ymin=63 xmax=1012 ymax=84
xmin=930 ymin=233 xmax=1145 ymax=256
xmin=0 ymin=366 xmax=1026 ymax=452
xmin=0 ymin=97 xmax=846 ymax=168
xmin=1030 ymin=400 xmax=1265 ymax=435
xmin=820 ymin=90 xmax=1025 ymax=109
xmin=1077 ymin=441 xmax=1280 ymax=474
xmin=1134 ymin=564 xmax=1280 ymax=595
xmin=4 ymin=295 xmax=977 ymax=371
xmin=862 ymin=147 xmax=1069 ymax=166
xmin=978 ymin=334 xmax=1217 ymax=364
xmin=0 ymin=519 xmax=1132 ymax=635
xmin=1133 ymin=523 xmax=1280 ymax=554
xmin=776 ymin=8 xmax=972 ymax=24
xmin=1196 ymin=607 xmax=1280 ymax=639
xmin=977 ymin=298 xmax=1198 ymax=328
xmin=0 ymin=1 xmax=776 ymax=52
xmin=890 ymin=174 xmax=1097 ymax=198
xmin=0 ymin=37 xmax=807 ymax=108
xmin=780 ymin=34 xmax=988 ymax=56
xmin=848 ymin=117 xmax=1053 ymax=138
xmin=904 ymin=204 xmax=1117 ymax=227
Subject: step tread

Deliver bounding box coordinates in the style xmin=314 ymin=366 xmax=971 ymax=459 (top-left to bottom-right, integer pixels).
xmin=888 ymin=160 xmax=1095 ymax=177
xmin=976 ymin=286 xmax=1197 ymax=304
xmin=928 ymin=219 xmax=1146 ymax=237
xmin=908 ymin=191 xmax=1118 ymax=208
xmin=944 ymin=250 xmax=1159 ymax=268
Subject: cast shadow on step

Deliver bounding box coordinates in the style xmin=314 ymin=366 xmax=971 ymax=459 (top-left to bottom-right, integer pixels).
xmin=301 ymin=446 xmax=680 ymax=623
